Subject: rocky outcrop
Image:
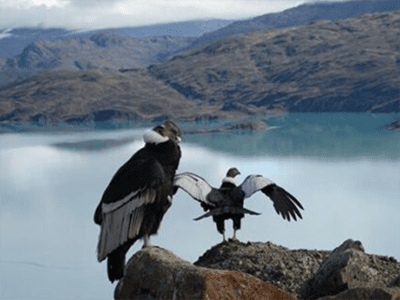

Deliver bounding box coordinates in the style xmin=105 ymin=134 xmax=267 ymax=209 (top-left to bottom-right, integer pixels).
xmin=114 ymin=246 xmax=297 ymax=300
xmin=114 ymin=239 xmax=400 ymax=300
xmin=300 ymin=239 xmax=400 ymax=299
xmin=183 ymin=120 xmax=270 ymax=134
xmin=385 ymin=119 xmax=400 ymax=131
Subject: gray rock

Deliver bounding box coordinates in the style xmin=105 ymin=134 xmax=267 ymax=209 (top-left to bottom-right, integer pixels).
xmin=114 ymin=246 xmax=298 ymax=300
xmin=183 ymin=120 xmax=270 ymax=134
xmin=317 ymin=287 xmax=400 ymax=300
xmin=301 ymin=239 xmax=400 ymax=299
xmin=384 ymin=119 xmax=400 ymax=131
xmin=106 ymin=239 xmax=400 ymax=299
xmin=195 ymin=239 xmax=330 ymax=298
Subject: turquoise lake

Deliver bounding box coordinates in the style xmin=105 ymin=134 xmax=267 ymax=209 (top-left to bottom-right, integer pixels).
xmin=0 ymin=113 xmax=399 ymax=300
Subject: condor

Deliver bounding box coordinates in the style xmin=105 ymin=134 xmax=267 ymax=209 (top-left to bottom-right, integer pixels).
xmin=173 ymin=167 xmax=304 ymax=241
xmin=94 ymin=120 xmax=181 ymax=282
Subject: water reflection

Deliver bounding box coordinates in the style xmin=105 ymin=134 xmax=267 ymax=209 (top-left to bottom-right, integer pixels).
xmin=0 ymin=116 xmax=399 ymax=300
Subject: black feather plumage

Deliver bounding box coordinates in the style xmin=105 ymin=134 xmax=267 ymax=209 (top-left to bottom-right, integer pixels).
xmin=94 ymin=120 xmax=181 ymax=282
xmin=174 ymin=167 xmax=304 ymax=241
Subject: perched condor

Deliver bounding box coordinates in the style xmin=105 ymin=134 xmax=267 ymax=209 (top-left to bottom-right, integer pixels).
xmin=173 ymin=167 xmax=304 ymax=241
xmin=94 ymin=120 xmax=181 ymax=282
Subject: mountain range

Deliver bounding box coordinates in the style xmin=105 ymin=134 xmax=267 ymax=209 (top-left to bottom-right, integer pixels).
xmin=0 ymin=0 xmax=399 ymax=130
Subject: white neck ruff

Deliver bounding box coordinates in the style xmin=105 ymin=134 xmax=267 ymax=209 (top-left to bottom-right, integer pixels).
xmin=222 ymin=176 xmax=237 ymax=185
xmin=143 ymin=130 xmax=169 ymax=144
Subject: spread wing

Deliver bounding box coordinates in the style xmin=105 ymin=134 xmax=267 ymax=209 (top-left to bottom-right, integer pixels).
xmin=173 ymin=172 xmax=217 ymax=206
xmin=95 ymin=152 xmax=165 ymax=262
xmin=240 ymin=175 xmax=304 ymax=221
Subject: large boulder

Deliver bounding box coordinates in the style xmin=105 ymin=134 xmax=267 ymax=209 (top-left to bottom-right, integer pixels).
xmin=317 ymin=287 xmax=400 ymax=300
xmin=301 ymin=239 xmax=400 ymax=300
xmin=114 ymin=246 xmax=297 ymax=300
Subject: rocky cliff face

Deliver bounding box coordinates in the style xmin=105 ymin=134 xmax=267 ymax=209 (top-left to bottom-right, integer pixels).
xmin=114 ymin=239 xmax=400 ymax=300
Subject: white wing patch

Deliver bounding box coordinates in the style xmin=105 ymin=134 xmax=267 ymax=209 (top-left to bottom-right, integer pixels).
xmin=101 ymin=188 xmax=145 ymax=213
xmin=240 ymin=175 xmax=274 ymax=198
xmin=174 ymin=172 xmax=213 ymax=204
xmin=97 ymin=189 xmax=156 ymax=262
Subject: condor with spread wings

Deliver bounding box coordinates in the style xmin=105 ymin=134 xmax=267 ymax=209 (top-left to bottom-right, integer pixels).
xmin=173 ymin=167 xmax=303 ymax=241
xmin=94 ymin=120 xmax=181 ymax=282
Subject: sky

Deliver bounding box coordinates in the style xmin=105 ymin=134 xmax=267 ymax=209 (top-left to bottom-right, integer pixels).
xmin=0 ymin=0 xmax=347 ymax=30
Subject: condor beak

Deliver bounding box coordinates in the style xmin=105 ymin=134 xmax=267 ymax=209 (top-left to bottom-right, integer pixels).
xmin=177 ymin=136 xmax=181 ymax=144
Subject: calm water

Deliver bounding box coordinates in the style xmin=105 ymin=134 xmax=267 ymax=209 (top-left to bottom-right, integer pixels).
xmin=0 ymin=113 xmax=399 ymax=300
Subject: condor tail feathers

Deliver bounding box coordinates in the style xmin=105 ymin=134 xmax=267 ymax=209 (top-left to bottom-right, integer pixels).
xmin=107 ymin=248 xmax=125 ymax=282
xmin=106 ymin=240 xmax=136 ymax=282
xmin=194 ymin=206 xmax=260 ymax=220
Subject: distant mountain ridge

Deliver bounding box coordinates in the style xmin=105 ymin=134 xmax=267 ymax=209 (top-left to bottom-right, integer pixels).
xmin=0 ymin=33 xmax=195 ymax=87
xmin=0 ymin=20 xmax=233 ymax=87
xmin=1 ymin=10 xmax=399 ymax=131
xmin=149 ymin=11 xmax=400 ymax=114
xmin=0 ymin=20 xmax=233 ymax=58
xmin=1 ymin=1 xmax=400 ymax=131
xmin=191 ymin=0 xmax=400 ymax=47
xmin=2 ymin=0 xmax=400 ymax=90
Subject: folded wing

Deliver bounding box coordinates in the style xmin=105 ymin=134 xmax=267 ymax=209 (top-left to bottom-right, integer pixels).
xmin=240 ymin=174 xmax=304 ymax=221
xmin=96 ymin=158 xmax=165 ymax=262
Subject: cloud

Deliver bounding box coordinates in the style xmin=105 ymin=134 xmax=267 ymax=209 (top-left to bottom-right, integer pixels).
xmin=0 ymin=0 xmax=346 ymax=30
xmin=0 ymin=0 xmax=301 ymax=29
xmin=67 ymin=0 xmax=123 ymax=8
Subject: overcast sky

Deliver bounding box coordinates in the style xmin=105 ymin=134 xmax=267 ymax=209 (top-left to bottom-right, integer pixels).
xmin=0 ymin=0 xmax=347 ymax=30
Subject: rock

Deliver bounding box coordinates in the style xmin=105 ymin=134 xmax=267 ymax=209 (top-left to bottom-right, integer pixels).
xmin=301 ymin=239 xmax=400 ymax=299
xmin=203 ymin=271 xmax=298 ymax=300
xmin=317 ymin=287 xmax=400 ymax=300
xmin=384 ymin=119 xmax=400 ymax=131
xmin=390 ymin=276 xmax=400 ymax=288
xmin=226 ymin=120 xmax=269 ymax=131
xmin=183 ymin=119 xmax=270 ymax=134
xmin=195 ymin=239 xmax=330 ymax=298
xmin=114 ymin=246 xmax=297 ymax=300
xmin=111 ymin=239 xmax=400 ymax=300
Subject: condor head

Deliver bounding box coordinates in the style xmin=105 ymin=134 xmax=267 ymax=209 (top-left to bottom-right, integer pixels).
xmin=144 ymin=120 xmax=182 ymax=145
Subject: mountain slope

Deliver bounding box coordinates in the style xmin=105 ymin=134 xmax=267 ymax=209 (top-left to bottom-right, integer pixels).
xmin=0 ymin=32 xmax=194 ymax=88
xmin=1 ymin=11 xmax=399 ymax=129
xmin=149 ymin=11 xmax=400 ymax=113
xmin=0 ymin=20 xmax=233 ymax=59
xmin=0 ymin=69 xmax=243 ymax=127
xmin=2 ymin=0 xmax=400 ymax=90
xmin=192 ymin=0 xmax=400 ymax=48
